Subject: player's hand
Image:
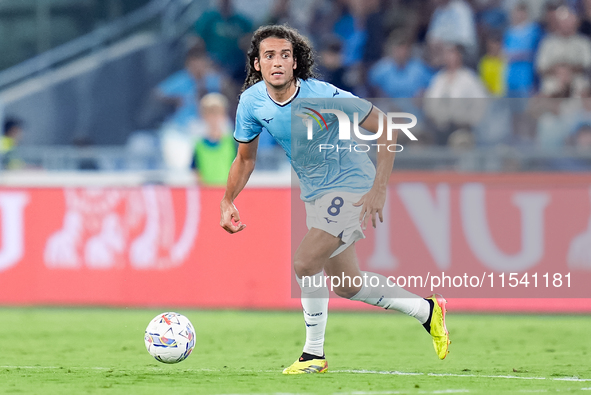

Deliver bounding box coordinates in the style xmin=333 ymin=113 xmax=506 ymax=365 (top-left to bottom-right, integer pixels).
xmin=220 ymin=199 xmax=246 ymax=234
xmin=353 ymin=186 xmax=386 ymax=230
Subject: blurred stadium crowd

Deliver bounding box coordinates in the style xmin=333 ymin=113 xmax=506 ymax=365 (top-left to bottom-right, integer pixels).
xmin=154 ymin=0 xmax=591 ymax=179
xmin=181 ymin=0 xmax=591 ymax=100
xmin=3 ymin=0 xmax=591 ymax=177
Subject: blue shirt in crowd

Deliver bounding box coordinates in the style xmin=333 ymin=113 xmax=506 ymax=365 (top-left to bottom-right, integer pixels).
xmin=369 ymin=58 xmax=433 ymax=98
xmin=503 ymin=22 xmax=542 ymax=95
xmin=157 ymin=70 xmax=222 ymax=127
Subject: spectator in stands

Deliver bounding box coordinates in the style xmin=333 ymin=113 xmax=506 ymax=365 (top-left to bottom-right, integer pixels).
xmin=424 ymin=44 xmax=488 ymax=144
xmin=193 ymin=0 xmax=253 ymax=82
xmin=479 ymin=33 xmax=505 ymax=96
xmin=568 ymin=94 xmax=591 ymax=131
xmin=425 ymin=44 xmax=488 ymax=99
xmin=368 ymin=35 xmax=433 ymax=98
xmin=332 ymin=0 xmax=383 ymax=94
xmin=579 ymin=0 xmax=591 ymax=37
xmin=333 ymin=0 xmax=381 ymax=67
xmin=568 ymin=122 xmax=591 ymax=171
xmin=530 ymin=96 xmax=580 ymax=148
xmin=155 ymin=47 xmax=224 ymax=130
xmin=426 ymin=0 xmax=478 ymax=67
xmin=541 ymin=0 xmax=563 ymax=34
xmin=1 ymin=117 xmax=24 ymax=170
xmin=265 ymin=0 xmax=316 ymax=37
xmin=547 ymin=123 xmax=591 ymax=171
xmin=317 ymin=38 xmax=354 ymax=93
xmin=308 ymin=0 xmax=346 ymax=45
xmin=362 ymin=0 xmax=387 ymax=66
xmin=572 ymin=124 xmax=591 ymax=150
xmin=475 ymin=0 xmax=508 ymax=36
xmin=503 ymin=2 xmax=542 ymax=97
xmin=448 ymin=128 xmax=475 ymax=150
xmin=536 ymin=6 xmax=591 ymax=98
xmin=191 ymin=93 xmax=236 ymax=186
xmin=380 ymin=0 xmax=422 ymax=46
xmin=503 ymin=0 xmax=549 ymax=24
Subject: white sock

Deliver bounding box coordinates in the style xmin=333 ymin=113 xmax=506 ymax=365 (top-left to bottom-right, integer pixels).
xmin=296 ymin=272 xmax=329 ymax=357
xmin=350 ymin=272 xmax=431 ymax=324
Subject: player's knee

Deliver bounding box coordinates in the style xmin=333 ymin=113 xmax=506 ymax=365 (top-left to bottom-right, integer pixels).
xmin=334 ymin=285 xmax=361 ymax=299
xmin=293 ymin=257 xmax=322 ymax=278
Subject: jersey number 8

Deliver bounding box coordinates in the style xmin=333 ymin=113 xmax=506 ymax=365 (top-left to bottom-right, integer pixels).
xmin=327 ymin=197 xmax=344 ymax=216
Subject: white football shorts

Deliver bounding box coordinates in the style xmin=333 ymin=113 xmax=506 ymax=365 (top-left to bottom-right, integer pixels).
xmin=305 ymin=191 xmax=368 ymax=258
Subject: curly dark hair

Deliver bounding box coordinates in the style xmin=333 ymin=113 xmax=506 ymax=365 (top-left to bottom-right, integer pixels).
xmin=242 ymin=24 xmax=317 ymax=92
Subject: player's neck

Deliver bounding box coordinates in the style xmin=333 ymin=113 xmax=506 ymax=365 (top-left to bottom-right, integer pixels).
xmin=265 ymin=79 xmax=298 ymax=104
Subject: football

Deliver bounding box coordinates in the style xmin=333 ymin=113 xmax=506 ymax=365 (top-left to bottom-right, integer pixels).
xmin=144 ymin=312 xmax=196 ymax=364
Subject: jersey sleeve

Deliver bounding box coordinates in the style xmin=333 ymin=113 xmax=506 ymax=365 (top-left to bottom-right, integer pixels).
xmin=333 ymin=88 xmax=373 ymax=124
xmin=233 ymin=97 xmax=263 ymax=143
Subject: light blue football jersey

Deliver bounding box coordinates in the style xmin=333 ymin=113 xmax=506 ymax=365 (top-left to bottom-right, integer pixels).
xmin=234 ymin=78 xmax=375 ymax=201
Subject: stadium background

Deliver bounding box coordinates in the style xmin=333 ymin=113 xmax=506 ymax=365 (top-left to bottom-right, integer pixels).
xmin=1 ymin=1 xmax=591 ymax=393
xmin=0 ymin=0 xmax=590 ymax=312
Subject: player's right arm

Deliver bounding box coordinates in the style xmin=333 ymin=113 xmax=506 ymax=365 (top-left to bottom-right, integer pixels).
xmin=220 ymin=138 xmax=259 ymax=234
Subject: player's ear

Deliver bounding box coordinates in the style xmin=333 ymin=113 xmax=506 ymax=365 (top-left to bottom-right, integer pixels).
xmin=254 ymin=58 xmax=260 ymax=72
xmin=293 ymin=57 xmax=297 ymax=70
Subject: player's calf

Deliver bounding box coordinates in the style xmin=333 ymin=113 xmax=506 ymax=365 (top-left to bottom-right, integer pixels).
xmin=331 ymin=283 xmax=361 ymax=299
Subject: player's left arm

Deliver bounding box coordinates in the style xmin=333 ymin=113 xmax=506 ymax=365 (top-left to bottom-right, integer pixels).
xmin=353 ymin=106 xmax=396 ymax=230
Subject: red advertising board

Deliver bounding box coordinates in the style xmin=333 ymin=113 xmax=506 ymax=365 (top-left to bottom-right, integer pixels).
xmin=0 ymin=173 xmax=590 ymax=312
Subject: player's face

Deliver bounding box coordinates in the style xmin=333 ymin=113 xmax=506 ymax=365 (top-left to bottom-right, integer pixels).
xmin=254 ymin=37 xmax=297 ymax=89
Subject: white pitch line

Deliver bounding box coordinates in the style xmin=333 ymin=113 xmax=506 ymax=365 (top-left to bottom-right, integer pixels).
xmin=332 ymin=370 xmax=591 ymax=382
xmin=336 ymin=370 xmax=423 ymax=376
xmin=2 ymin=366 xmax=591 ymax=383
xmin=552 ymin=377 xmax=591 ymax=381
xmin=216 ymin=392 xmax=470 ymax=395
xmin=335 ymin=392 xmax=404 ymax=395
xmin=335 ymin=391 xmax=469 ymax=395
xmin=1 ymin=366 xmax=61 ymax=369
xmin=0 ymin=366 xmax=109 ymax=370
xmin=429 ymin=373 xmax=544 ymax=380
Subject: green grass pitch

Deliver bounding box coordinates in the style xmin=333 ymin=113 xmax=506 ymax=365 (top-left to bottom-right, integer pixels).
xmin=1 ymin=307 xmax=590 ymax=394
